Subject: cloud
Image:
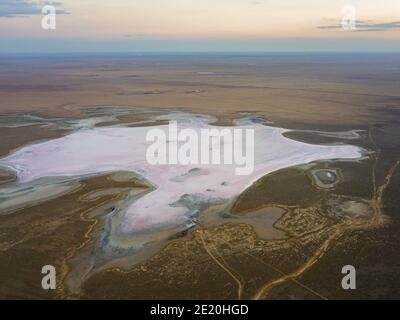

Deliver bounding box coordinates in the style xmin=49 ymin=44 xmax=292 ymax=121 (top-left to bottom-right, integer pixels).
xmin=0 ymin=0 xmax=67 ymax=18
xmin=318 ymin=20 xmax=400 ymax=32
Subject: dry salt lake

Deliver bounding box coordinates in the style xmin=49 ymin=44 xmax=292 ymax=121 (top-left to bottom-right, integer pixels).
xmin=0 ymin=107 xmax=364 ymax=269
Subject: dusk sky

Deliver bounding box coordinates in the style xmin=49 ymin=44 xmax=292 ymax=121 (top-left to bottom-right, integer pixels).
xmin=1 ymin=0 xmax=400 ymax=53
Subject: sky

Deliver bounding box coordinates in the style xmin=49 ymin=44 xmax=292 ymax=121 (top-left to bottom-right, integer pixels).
xmin=0 ymin=0 xmax=399 ymax=53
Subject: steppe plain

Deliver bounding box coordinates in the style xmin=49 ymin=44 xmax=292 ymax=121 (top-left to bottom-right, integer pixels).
xmin=0 ymin=54 xmax=399 ymax=299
